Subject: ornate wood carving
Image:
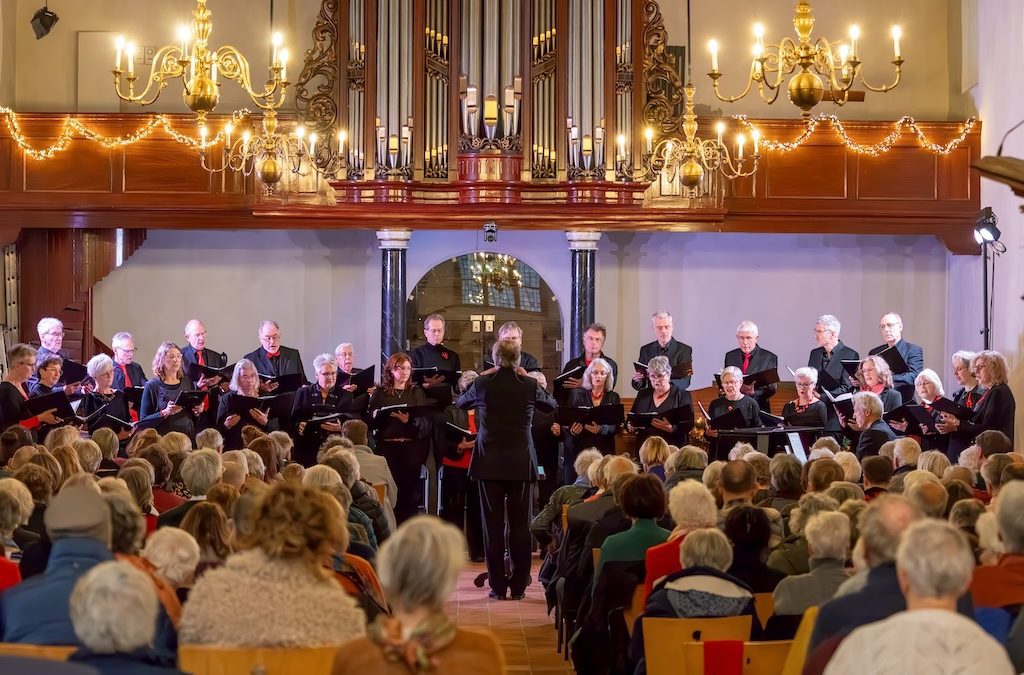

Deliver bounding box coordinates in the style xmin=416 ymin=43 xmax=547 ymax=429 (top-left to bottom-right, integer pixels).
xmin=294 ymin=0 xmax=341 ymax=135
xmin=641 ymin=0 xmax=685 ymax=135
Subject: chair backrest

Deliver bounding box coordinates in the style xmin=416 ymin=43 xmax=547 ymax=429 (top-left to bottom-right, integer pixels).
xmin=592 ymin=547 xmax=601 ymax=570
xmin=781 ymin=606 xmax=819 ymax=675
xmin=680 ymin=640 xmax=794 ymax=675
xmin=753 ymin=592 xmax=774 ymax=628
xmin=624 ymin=585 xmax=646 ymax=637
xmin=643 ymin=616 xmax=752 ymax=675
xmin=178 ymin=645 xmax=341 ymax=675
xmin=0 ymin=644 xmax=75 ymax=661
xmin=371 ymin=483 xmax=387 ymax=503
xmin=561 ymin=503 xmax=570 ymax=532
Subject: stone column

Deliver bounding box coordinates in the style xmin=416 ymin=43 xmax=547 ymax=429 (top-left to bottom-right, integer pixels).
xmin=377 ymin=229 xmax=412 ymax=365
xmin=566 ymin=231 xmax=601 ymax=359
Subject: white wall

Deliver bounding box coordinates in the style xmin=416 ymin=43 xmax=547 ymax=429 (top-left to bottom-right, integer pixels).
xmin=95 ymin=228 xmax=951 ymax=399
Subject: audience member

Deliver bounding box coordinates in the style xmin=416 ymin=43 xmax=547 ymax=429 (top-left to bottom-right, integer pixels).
xmin=768 ymin=493 xmax=839 ymax=576
xmin=643 ymin=480 xmax=718 ymax=599
xmin=157 ymin=449 xmax=221 ymax=529
xmin=774 ymin=511 xmax=851 ymax=616
xmin=972 ymin=481 xmax=1024 ymax=612
xmin=862 ymin=456 xmax=893 ymax=502
xmin=716 ymin=460 xmax=782 ymax=547
xmin=180 ymin=502 xmax=233 ymax=577
xmin=833 ymin=452 xmax=862 ymax=483
xmin=724 ymin=504 xmax=785 ymax=593
xmin=597 ymin=474 xmax=669 ymax=575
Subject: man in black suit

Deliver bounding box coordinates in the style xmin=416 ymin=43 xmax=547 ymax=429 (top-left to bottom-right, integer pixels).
xmin=410 ymin=313 xmax=462 ymax=514
xmin=244 ymin=320 xmax=305 ymax=389
xmin=156 ymin=449 xmax=221 ymax=528
xmin=723 ymin=320 xmax=778 ymax=412
xmin=808 ymin=314 xmax=860 ymax=440
xmin=869 ymin=312 xmax=923 ymax=404
xmin=632 ymin=310 xmax=692 ymax=393
xmin=556 ymin=322 xmax=619 ymax=405
xmin=455 ymin=339 xmax=555 ymax=600
xmin=181 ymin=319 xmax=229 ymax=430
xmin=852 ymin=391 xmax=897 ymax=459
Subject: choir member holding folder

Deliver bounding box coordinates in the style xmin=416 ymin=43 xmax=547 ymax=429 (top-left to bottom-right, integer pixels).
xmin=940 ymin=351 xmax=986 ymax=462
xmin=181 ymin=320 xmax=229 ymax=430
xmin=140 ymin=342 xmax=201 ymax=438
xmin=80 ymin=354 xmax=132 ymax=441
xmin=244 ymin=320 xmax=305 ymax=392
xmin=553 ymin=358 xmax=622 ymax=482
xmin=333 ymin=343 xmax=374 ymax=411
xmin=628 ymin=356 xmax=692 ymax=447
xmin=367 ymin=352 xmax=432 ymax=524
xmin=0 ymin=344 xmax=61 ymax=433
xmin=632 ymin=311 xmax=693 ymax=394
xmin=410 ymin=315 xmax=462 ymax=399
xmin=216 ymin=359 xmax=271 ymax=451
xmin=807 ymin=314 xmax=859 ymax=441
xmin=886 ymin=369 xmax=946 ymax=453
xmin=868 ymin=313 xmax=924 ymax=404
xmin=853 ymin=356 xmax=903 ymax=412
xmin=936 ymin=350 xmax=1016 ymax=452
xmin=555 ymin=323 xmax=619 ymax=405
xmin=29 ymin=355 xmax=64 ymax=398
xmin=111 ymin=332 xmax=148 ymax=393
xmin=723 ymin=321 xmax=778 ymax=412
xmin=289 ymin=354 xmax=354 ymax=466
xmin=782 ymin=368 xmax=828 ymax=428
xmin=703 ymin=366 xmax=762 ymax=458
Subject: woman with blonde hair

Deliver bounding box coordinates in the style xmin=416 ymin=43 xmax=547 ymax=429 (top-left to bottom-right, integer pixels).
xmin=181 ymin=501 xmax=233 ymax=577
xmin=180 ymin=482 xmax=365 ymax=646
xmin=51 ymin=445 xmax=84 ymax=489
xmin=637 ymin=436 xmax=670 ymax=482
xmin=139 ymin=342 xmax=201 ymax=437
xmin=938 ymin=350 xmax=1016 ymax=459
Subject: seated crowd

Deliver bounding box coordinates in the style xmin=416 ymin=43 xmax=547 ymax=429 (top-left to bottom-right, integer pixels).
xmin=532 ymin=429 xmax=1023 ymax=674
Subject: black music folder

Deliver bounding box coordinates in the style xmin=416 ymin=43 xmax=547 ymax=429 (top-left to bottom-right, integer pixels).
xmin=186 ymin=361 xmax=235 ymax=383
xmin=173 ymin=390 xmax=208 ymax=410
xmin=58 ymin=359 xmax=90 ymax=385
xmin=349 ymin=366 xmax=376 ymax=394
xmin=412 ymin=367 xmax=460 ymax=387
xmin=698 ymin=400 xmax=751 ymax=431
xmin=875 ymin=345 xmax=910 ymax=374
xmin=929 ymin=397 xmax=974 ymax=421
xmin=884 ymin=404 xmax=938 ymax=434
xmin=556 ymin=403 xmax=625 ymax=427
xmin=840 ymin=360 xmax=861 ymax=378
xmin=370 ymin=403 xmax=438 ymax=427
xmin=822 ymin=389 xmax=855 ymax=419
xmin=627 ymin=404 xmax=692 ymax=429
xmin=24 ymin=391 xmax=76 ymax=419
xmin=123 ymin=386 xmax=145 ymax=410
xmin=444 ymin=421 xmax=478 ymax=442
xmin=257 ymin=372 xmax=306 ymax=393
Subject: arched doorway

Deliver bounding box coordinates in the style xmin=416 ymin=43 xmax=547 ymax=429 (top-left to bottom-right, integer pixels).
xmin=406 ymin=253 xmax=563 ymax=384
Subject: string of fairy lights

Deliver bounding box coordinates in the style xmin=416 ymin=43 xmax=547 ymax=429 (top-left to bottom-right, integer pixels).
xmin=1 ymin=106 xmax=977 ymax=165
xmin=736 ymin=114 xmax=978 ymax=156
xmin=0 ymin=106 xmax=250 ymax=160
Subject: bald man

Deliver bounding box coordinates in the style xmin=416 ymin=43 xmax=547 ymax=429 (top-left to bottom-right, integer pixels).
xmin=868 ymin=312 xmax=923 ymax=404
xmin=182 ymin=319 xmax=229 ymax=430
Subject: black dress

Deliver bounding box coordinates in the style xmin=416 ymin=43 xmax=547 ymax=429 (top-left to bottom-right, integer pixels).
xmin=288 ymin=383 xmax=355 ymax=466
xmin=630 ymin=384 xmax=691 ymax=447
xmin=562 ymin=388 xmax=622 ymax=478
xmin=709 ymin=395 xmax=762 ymax=460
xmin=781 ymin=400 xmax=828 ymax=428
xmin=139 ymin=376 xmax=197 ymax=438
xmin=366 ymin=385 xmax=431 ymax=524
xmin=0 ymin=381 xmax=35 ymax=434
xmin=944 ymin=385 xmax=987 ymax=462
xmin=215 ymin=389 xmax=269 ymax=451
xmin=80 ymin=390 xmax=131 ymax=435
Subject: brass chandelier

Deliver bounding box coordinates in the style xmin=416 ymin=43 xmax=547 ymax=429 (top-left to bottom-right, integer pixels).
xmin=707 ymin=0 xmax=903 ymax=117
xmin=112 ymin=0 xmax=299 ymax=189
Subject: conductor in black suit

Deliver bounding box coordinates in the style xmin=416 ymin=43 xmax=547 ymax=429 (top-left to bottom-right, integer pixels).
xmin=869 ymin=313 xmax=923 ymax=404
xmin=632 ymin=311 xmax=692 ymax=393
xmin=723 ymin=320 xmax=778 ymax=412
xmin=243 ymin=320 xmax=305 ymax=391
xmin=181 ymin=319 xmax=229 ymax=430
xmin=456 ymin=339 xmax=556 ymax=600
xmin=808 ymin=314 xmax=860 ymax=441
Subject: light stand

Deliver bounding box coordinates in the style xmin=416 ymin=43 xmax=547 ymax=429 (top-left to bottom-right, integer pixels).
xmin=974 ymin=207 xmax=1003 ymax=350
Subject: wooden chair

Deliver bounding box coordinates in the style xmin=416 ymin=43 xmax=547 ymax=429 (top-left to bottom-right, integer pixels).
xmin=781 ymin=606 xmax=819 ymax=675
xmin=643 ymin=616 xmax=752 ymax=675
xmin=753 ymin=592 xmax=774 ymax=629
xmin=592 ymin=547 xmax=601 ymax=571
xmin=680 ymin=640 xmax=793 ymax=675
xmin=560 ymin=503 xmax=570 ymax=532
xmin=0 ymin=643 xmax=75 ymax=660
xmin=623 ymin=585 xmax=646 ymax=637
xmin=178 ymin=645 xmax=341 ymax=675
xmin=371 ymin=483 xmax=387 ymax=503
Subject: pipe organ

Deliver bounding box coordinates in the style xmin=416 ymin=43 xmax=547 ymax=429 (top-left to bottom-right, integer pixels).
xmin=298 ymin=0 xmax=644 ymax=184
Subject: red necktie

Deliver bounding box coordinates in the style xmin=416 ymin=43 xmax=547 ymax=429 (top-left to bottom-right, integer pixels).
xmin=195 ymin=350 xmax=210 ymax=412
xmin=197 ymin=350 xmax=205 ymax=366
xmin=122 ymin=365 xmax=139 ymax=421
xmin=742 ymin=352 xmax=751 ymax=374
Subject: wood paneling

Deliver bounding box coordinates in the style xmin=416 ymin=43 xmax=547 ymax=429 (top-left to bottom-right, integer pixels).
xmin=123 ymin=139 xmax=213 ymax=193
xmin=24 ymin=142 xmax=113 ymax=193
xmin=0 ymin=139 xmax=13 ymax=192
xmin=766 ymin=146 xmax=847 ymax=199
xmin=857 ymin=150 xmax=937 ymax=200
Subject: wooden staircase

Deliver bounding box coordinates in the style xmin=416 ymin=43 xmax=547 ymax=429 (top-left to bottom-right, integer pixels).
xmin=17 ymin=229 xmax=147 ymax=361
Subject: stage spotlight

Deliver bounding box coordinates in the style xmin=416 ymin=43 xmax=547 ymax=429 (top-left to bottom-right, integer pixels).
xmin=31 ymin=4 xmax=59 ymax=40
xmin=973 ymin=207 xmax=1001 ymax=245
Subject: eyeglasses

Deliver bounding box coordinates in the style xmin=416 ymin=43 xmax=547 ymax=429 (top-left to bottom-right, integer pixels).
xmin=44 ymin=330 xmax=65 ymax=337
xmin=880 ymin=323 xmax=900 ymax=329
xmin=261 ymin=334 xmax=280 ymax=341
xmin=115 ymin=347 xmax=136 ymax=354
xmin=796 ymin=381 xmax=814 ymax=388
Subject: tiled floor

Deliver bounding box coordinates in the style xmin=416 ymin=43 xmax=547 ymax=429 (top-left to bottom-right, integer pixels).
xmin=447 ymin=561 xmax=575 ymax=674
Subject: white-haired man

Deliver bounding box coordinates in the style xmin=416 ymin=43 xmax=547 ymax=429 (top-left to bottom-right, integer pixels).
xmin=633 ymin=311 xmax=692 ymax=393
xmin=181 ymin=319 xmax=230 ymax=429
xmin=808 ymin=314 xmax=859 ymax=440
xmin=723 ymin=320 xmax=778 ymax=412
xmin=825 ymin=520 xmax=1013 ymax=674
xmin=868 ymin=312 xmax=924 ymax=404
xmin=243 ymin=320 xmax=305 ymax=386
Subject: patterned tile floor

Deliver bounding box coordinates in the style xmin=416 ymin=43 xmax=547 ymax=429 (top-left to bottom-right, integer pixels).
xmin=446 ymin=561 xmax=575 ymax=674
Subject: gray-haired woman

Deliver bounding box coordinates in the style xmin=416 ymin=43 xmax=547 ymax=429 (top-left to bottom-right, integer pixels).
xmin=332 ymin=516 xmax=506 ymax=675
xmin=288 ymin=353 xmax=356 ymax=466
xmin=627 ymin=356 xmax=692 ymax=447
